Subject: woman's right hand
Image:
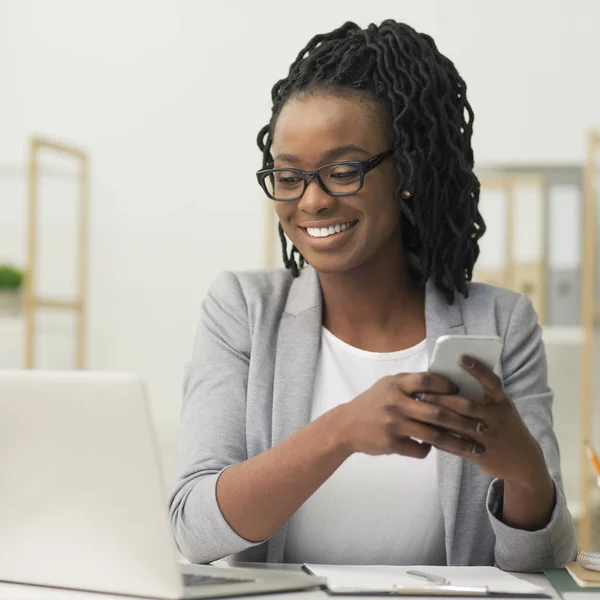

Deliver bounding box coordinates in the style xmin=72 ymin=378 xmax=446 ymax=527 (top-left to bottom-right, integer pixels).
xmin=333 ymin=372 xmax=483 ymax=459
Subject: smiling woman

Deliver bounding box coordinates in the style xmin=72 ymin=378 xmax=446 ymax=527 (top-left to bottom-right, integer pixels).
xmin=256 ymin=21 xmax=484 ymax=301
xmin=169 ymin=20 xmax=577 ymax=570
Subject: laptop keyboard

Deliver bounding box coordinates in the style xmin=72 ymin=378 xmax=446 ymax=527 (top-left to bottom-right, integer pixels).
xmin=183 ymin=573 xmax=254 ymax=587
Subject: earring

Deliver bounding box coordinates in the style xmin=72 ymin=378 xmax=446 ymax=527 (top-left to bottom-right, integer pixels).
xmin=402 ymin=190 xmax=412 ymax=199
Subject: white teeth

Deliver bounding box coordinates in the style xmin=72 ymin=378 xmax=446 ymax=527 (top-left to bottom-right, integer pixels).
xmin=306 ymin=222 xmax=355 ymax=238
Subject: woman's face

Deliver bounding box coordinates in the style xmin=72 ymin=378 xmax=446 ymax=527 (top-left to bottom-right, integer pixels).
xmin=271 ymin=93 xmax=401 ymax=274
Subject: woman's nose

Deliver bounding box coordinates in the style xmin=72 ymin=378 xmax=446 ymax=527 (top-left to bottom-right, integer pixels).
xmin=297 ymin=179 xmax=336 ymax=214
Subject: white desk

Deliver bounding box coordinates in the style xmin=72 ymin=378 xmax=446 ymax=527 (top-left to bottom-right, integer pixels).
xmin=0 ymin=563 xmax=559 ymax=600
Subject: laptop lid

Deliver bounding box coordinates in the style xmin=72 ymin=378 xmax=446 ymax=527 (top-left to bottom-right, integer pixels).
xmin=0 ymin=370 xmax=185 ymax=599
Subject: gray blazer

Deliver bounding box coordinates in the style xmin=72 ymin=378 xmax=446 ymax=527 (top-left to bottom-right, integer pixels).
xmin=169 ymin=266 xmax=577 ymax=570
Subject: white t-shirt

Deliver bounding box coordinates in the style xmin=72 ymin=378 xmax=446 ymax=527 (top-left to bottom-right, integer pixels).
xmin=284 ymin=328 xmax=446 ymax=565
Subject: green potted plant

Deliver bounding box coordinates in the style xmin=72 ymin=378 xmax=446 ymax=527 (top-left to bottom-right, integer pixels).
xmin=0 ymin=264 xmax=25 ymax=316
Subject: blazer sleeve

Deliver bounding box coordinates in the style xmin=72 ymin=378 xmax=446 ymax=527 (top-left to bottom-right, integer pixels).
xmin=168 ymin=271 xmax=266 ymax=564
xmin=486 ymin=294 xmax=577 ymax=571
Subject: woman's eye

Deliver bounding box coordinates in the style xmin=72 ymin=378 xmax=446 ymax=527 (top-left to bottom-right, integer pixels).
xmin=329 ymin=166 xmax=360 ymax=181
xmin=276 ymin=172 xmax=303 ymax=187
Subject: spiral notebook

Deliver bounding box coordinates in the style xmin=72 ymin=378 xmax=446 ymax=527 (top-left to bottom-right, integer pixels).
xmin=580 ymin=552 xmax=600 ymax=573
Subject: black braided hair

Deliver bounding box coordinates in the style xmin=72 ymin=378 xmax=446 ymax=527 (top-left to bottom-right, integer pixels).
xmin=257 ymin=20 xmax=485 ymax=303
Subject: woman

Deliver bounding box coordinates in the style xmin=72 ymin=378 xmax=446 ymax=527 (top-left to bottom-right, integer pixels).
xmin=169 ymin=20 xmax=576 ymax=569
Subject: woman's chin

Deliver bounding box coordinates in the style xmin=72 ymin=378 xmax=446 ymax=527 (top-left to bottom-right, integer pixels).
xmin=300 ymin=253 xmax=361 ymax=275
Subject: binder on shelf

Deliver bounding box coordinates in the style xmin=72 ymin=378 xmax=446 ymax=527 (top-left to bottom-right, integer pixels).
xmin=547 ymin=183 xmax=582 ymax=326
xmin=511 ymin=178 xmax=546 ymax=324
xmin=473 ymin=181 xmax=509 ymax=289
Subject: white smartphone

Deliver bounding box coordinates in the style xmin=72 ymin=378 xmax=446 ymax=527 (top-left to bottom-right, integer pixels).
xmin=428 ymin=334 xmax=503 ymax=401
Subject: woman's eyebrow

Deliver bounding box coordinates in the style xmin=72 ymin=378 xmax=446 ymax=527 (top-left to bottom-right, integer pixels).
xmin=274 ymin=144 xmax=371 ymax=165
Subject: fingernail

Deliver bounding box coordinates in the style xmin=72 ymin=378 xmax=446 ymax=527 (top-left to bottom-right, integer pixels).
xmin=471 ymin=443 xmax=485 ymax=456
xmin=461 ymin=355 xmax=475 ymax=369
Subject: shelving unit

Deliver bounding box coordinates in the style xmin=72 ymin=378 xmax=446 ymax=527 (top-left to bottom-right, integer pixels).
xmin=23 ymin=136 xmax=89 ymax=370
xmin=0 ymin=135 xmax=89 ymax=370
xmin=474 ymin=129 xmax=600 ymax=549
xmin=579 ymin=129 xmax=600 ymax=549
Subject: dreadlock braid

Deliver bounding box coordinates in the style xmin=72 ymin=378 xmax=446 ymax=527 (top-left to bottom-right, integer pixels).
xmin=257 ymin=19 xmax=485 ymax=303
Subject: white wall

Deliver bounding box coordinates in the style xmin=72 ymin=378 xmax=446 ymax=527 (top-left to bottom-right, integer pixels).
xmin=1 ymin=0 xmax=599 ymax=480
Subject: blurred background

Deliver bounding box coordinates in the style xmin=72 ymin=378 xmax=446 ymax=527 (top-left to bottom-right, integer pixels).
xmin=1 ymin=0 xmax=600 ymax=547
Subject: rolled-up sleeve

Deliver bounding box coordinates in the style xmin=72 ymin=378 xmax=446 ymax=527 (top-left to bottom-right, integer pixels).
xmin=489 ymin=294 xmax=577 ymax=571
xmin=168 ymin=271 xmax=265 ymax=564
xmin=487 ymin=478 xmax=576 ymax=571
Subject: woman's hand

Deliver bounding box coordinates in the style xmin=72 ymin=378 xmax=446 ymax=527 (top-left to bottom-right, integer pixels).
xmin=334 ymin=360 xmax=555 ymax=529
xmin=416 ymin=355 xmax=556 ymax=530
xmin=334 ymin=371 xmax=485 ymax=459
xmin=415 ymin=356 xmax=547 ymax=484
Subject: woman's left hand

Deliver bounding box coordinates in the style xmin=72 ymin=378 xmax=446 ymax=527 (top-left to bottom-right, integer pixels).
xmin=416 ymin=355 xmax=547 ymax=486
xmin=417 ymin=354 xmax=557 ymax=529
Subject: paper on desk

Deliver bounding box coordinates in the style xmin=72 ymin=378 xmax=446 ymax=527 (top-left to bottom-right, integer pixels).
xmin=304 ymin=565 xmax=545 ymax=595
xmin=564 ymin=595 xmax=600 ymax=600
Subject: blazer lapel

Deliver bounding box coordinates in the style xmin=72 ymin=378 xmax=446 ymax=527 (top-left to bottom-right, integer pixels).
xmin=271 ymin=267 xmax=323 ymax=448
xmin=268 ymin=267 xmax=323 ymax=561
xmin=424 ymin=280 xmax=467 ymax=565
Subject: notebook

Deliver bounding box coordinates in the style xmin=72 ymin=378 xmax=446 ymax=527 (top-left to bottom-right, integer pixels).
xmin=566 ymin=563 xmax=600 ymax=589
xmin=579 ymin=552 xmax=600 ymax=574
xmin=562 ymin=552 xmax=600 ymax=589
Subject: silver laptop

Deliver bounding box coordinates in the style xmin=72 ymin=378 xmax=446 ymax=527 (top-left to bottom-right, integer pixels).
xmin=0 ymin=370 xmax=325 ymax=599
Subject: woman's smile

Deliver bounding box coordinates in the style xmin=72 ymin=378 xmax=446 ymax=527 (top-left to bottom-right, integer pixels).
xmin=298 ymin=219 xmax=360 ymax=249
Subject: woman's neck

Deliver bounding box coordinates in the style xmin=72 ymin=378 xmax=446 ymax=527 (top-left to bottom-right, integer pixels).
xmin=318 ymin=240 xmax=426 ymax=352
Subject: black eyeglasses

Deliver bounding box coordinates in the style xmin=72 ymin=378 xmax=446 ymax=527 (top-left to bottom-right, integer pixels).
xmin=256 ymin=149 xmax=394 ymax=202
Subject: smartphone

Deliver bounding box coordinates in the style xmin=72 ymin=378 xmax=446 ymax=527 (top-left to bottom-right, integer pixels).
xmin=428 ymin=335 xmax=503 ymax=402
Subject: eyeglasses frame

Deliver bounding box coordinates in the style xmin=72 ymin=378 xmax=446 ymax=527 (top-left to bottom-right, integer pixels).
xmin=256 ymin=148 xmax=395 ymax=202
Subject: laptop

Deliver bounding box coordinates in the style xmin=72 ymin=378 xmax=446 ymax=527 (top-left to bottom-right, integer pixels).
xmin=0 ymin=370 xmax=326 ymax=599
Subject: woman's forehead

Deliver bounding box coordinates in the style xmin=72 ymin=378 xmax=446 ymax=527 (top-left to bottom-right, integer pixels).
xmin=272 ymin=94 xmax=388 ymax=158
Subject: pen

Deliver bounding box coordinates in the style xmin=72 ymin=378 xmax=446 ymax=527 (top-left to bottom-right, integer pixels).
xmin=406 ymin=570 xmax=450 ymax=585
xmin=584 ymin=440 xmax=600 ymax=488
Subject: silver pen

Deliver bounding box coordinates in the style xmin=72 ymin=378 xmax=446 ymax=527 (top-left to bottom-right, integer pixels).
xmin=406 ymin=570 xmax=451 ymax=586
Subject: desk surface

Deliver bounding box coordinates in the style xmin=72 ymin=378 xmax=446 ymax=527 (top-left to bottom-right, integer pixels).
xmin=0 ymin=563 xmax=558 ymax=600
